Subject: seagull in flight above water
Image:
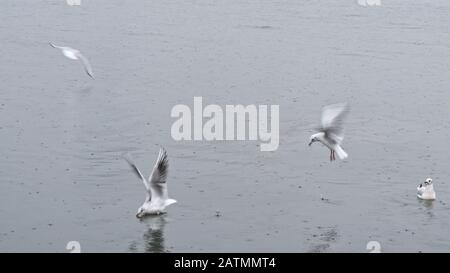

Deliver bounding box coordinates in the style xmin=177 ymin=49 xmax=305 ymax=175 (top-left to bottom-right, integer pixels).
xmin=309 ymin=103 xmax=349 ymax=161
xmin=124 ymin=147 xmax=177 ymax=218
xmin=49 ymin=43 xmax=94 ymax=78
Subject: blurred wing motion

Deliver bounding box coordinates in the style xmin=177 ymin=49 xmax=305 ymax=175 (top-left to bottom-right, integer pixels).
xmin=148 ymin=148 xmax=169 ymax=200
xmin=50 ymin=42 xmax=94 ymax=78
xmin=320 ymin=103 xmax=349 ymax=144
xmin=123 ymin=153 xmax=151 ymax=194
xmin=75 ymin=52 xmax=94 ymax=78
xmin=49 ymin=42 xmax=64 ymax=50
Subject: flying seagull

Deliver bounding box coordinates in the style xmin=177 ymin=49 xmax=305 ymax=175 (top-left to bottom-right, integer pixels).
xmin=417 ymin=178 xmax=436 ymax=200
xmin=309 ymin=103 xmax=349 ymax=161
xmin=124 ymin=148 xmax=177 ymax=217
xmin=49 ymin=43 xmax=94 ymax=78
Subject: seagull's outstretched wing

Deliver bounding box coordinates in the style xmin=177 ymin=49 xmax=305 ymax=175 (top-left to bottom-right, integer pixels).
xmin=123 ymin=153 xmax=151 ymax=194
xmin=49 ymin=42 xmax=65 ymax=50
xmin=75 ymin=52 xmax=94 ymax=78
xmin=148 ymin=148 xmax=169 ymax=200
xmin=320 ymin=103 xmax=349 ymax=144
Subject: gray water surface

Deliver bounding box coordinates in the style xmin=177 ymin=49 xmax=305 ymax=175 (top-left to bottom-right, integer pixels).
xmin=1 ymin=0 xmax=450 ymax=252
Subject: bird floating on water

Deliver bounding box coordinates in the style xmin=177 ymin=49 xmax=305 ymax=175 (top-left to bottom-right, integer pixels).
xmin=417 ymin=178 xmax=436 ymax=200
xmin=49 ymin=42 xmax=94 ymax=78
xmin=309 ymin=103 xmax=349 ymax=161
xmin=124 ymin=147 xmax=177 ymax=217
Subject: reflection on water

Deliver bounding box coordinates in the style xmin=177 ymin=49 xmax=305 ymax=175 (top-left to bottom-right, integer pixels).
xmin=79 ymin=85 xmax=94 ymax=94
xmin=418 ymin=199 xmax=435 ymax=220
xmin=308 ymin=226 xmax=339 ymax=253
xmin=128 ymin=216 xmax=167 ymax=253
xmin=419 ymin=199 xmax=435 ymax=210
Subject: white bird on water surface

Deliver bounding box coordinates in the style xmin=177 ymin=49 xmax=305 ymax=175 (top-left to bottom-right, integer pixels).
xmin=309 ymin=103 xmax=349 ymax=161
xmin=49 ymin=43 xmax=94 ymax=78
xmin=417 ymin=178 xmax=436 ymax=200
xmin=124 ymin=148 xmax=177 ymax=218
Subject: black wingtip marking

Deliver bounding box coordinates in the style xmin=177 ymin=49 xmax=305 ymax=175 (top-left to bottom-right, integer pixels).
xmin=157 ymin=148 xmax=169 ymax=183
xmin=130 ymin=164 xmax=142 ymax=179
xmin=123 ymin=154 xmax=143 ymax=180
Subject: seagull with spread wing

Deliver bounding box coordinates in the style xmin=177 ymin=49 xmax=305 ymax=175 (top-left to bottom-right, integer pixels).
xmin=309 ymin=103 xmax=350 ymax=161
xmin=49 ymin=43 xmax=94 ymax=78
xmin=124 ymin=148 xmax=177 ymax=217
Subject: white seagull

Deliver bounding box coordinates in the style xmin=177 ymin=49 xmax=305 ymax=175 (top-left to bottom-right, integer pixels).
xmin=309 ymin=103 xmax=349 ymax=161
xmin=124 ymin=148 xmax=177 ymax=217
xmin=49 ymin=43 xmax=94 ymax=78
xmin=417 ymin=178 xmax=436 ymax=200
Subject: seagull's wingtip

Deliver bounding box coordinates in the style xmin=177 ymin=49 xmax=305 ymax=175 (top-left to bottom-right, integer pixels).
xmin=157 ymin=145 xmax=167 ymax=153
xmin=121 ymin=152 xmax=133 ymax=163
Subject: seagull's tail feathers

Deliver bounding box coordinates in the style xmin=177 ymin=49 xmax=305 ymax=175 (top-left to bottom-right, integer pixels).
xmin=335 ymin=145 xmax=348 ymax=160
xmin=164 ymin=199 xmax=177 ymax=207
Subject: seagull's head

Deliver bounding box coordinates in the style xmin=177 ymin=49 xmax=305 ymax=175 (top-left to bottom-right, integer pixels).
xmin=309 ymin=134 xmax=319 ymax=146
xmin=136 ymin=207 xmax=146 ymax=218
xmin=424 ymin=178 xmax=433 ymax=186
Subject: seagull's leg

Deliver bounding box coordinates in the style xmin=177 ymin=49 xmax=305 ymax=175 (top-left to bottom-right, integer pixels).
xmin=332 ymin=150 xmax=336 ymax=161
xmin=329 ymin=150 xmax=332 ymax=161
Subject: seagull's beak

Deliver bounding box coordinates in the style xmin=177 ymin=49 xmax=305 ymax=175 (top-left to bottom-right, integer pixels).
xmin=308 ymin=140 xmax=313 ymax=146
